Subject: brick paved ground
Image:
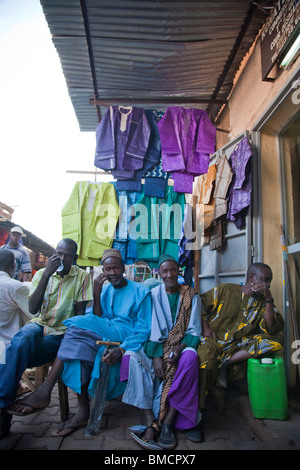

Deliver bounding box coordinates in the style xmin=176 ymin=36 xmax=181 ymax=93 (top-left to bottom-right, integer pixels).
xmin=1 ymin=380 xmax=300 ymax=451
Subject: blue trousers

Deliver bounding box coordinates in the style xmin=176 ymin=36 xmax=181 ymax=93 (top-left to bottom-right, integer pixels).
xmin=0 ymin=323 xmax=63 ymax=408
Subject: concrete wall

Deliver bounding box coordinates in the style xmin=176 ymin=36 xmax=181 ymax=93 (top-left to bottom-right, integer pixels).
xmin=217 ymin=40 xmax=300 ymax=143
xmin=216 ymin=38 xmax=299 ymax=295
xmin=215 ymin=39 xmax=300 ymax=383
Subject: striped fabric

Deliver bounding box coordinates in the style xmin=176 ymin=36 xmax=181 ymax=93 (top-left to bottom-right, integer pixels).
xmin=0 ymin=244 xmax=31 ymax=279
xmin=28 ymin=265 xmax=93 ymax=335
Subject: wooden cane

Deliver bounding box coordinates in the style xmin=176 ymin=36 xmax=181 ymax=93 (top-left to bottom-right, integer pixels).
xmin=96 ymin=340 xmax=121 ymax=346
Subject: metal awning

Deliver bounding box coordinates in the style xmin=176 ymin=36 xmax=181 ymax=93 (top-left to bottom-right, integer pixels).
xmin=0 ymin=220 xmax=55 ymax=258
xmin=40 ymin=0 xmax=276 ymax=131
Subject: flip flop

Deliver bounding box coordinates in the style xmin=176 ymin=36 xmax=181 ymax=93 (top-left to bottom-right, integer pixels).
xmin=7 ymin=402 xmax=46 ymax=417
xmin=130 ymin=431 xmax=162 ymax=450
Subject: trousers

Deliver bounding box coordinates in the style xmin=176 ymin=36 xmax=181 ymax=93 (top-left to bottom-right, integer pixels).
xmin=0 ymin=323 xmax=63 ymax=408
xmin=122 ymin=348 xmax=200 ymax=430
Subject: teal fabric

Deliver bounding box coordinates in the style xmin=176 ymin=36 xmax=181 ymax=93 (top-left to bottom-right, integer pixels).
xmin=133 ymin=185 xmax=185 ymax=265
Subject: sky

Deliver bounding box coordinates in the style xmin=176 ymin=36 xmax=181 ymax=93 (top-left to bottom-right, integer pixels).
xmin=0 ymin=0 xmax=111 ymax=248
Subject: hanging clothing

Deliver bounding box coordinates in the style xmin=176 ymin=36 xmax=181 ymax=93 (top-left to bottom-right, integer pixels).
xmin=193 ymin=164 xmax=217 ymax=246
xmin=209 ymin=218 xmax=225 ymax=251
xmin=178 ymin=203 xmax=194 ymax=281
xmin=61 ymin=181 xmax=119 ymax=266
xmin=142 ymin=109 xmax=163 ymax=173
xmin=142 ymin=160 xmax=172 ymax=198
xmin=112 ymin=187 xmax=140 ymax=264
xmin=94 ymin=106 xmax=151 ymax=180
xmin=158 ymin=107 xmax=216 ymax=193
xmin=213 ymin=154 xmax=233 ymax=220
xmin=208 ymin=154 xmax=234 ymax=251
xmin=133 ymin=185 xmax=185 ymax=266
xmin=227 ymin=137 xmax=252 ymax=229
xmin=115 ymin=109 xmax=163 ymax=192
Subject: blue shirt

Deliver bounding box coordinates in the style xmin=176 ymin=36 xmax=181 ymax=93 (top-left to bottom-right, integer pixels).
xmin=60 ymin=279 xmax=152 ymax=397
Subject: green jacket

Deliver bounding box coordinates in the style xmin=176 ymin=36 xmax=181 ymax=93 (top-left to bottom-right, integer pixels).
xmin=62 ymin=181 xmax=119 ymax=266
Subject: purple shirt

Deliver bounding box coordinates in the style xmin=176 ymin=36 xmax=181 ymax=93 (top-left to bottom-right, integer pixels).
xmin=94 ymin=106 xmax=151 ymax=179
xmin=227 ymin=137 xmax=252 ymax=224
xmin=158 ymin=107 xmax=216 ymax=193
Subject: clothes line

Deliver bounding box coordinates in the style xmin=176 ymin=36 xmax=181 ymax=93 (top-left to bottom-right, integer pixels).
xmin=66 ymin=170 xmax=111 ymax=175
xmin=66 ymin=170 xmax=174 ymax=186
xmin=66 ymin=169 xmax=112 ymax=183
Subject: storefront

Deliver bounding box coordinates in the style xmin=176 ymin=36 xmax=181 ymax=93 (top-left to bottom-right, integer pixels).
xmin=216 ymin=23 xmax=300 ymax=385
xmin=40 ymin=0 xmax=300 ymax=385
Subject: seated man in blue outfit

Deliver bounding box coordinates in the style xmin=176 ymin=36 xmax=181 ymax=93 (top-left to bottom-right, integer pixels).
xmin=8 ymin=248 xmax=152 ymax=437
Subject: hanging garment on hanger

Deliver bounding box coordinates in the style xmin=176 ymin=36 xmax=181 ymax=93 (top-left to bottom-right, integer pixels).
xmin=143 ymin=177 xmax=167 ymax=198
xmin=227 ymin=137 xmax=252 ymax=229
xmin=214 ymin=154 xmax=234 ymax=199
xmin=178 ymin=203 xmax=195 ymax=283
xmin=112 ymin=187 xmax=140 ymax=264
xmin=141 ymin=159 xmax=172 ymax=198
xmin=193 ymin=164 xmax=217 ymax=246
xmin=132 ymin=185 xmax=185 ymax=267
xmin=158 ymin=107 xmax=216 ymax=193
xmin=209 ymin=217 xmax=225 ymax=251
xmin=61 ymin=181 xmax=120 ymax=266
xmin=94 ymin=106 xmax=151 ymax=179
xmin=204 ymin=154 xmax=233 ymax=250
xmin=115 ymin=109 xmax=162 ymax=191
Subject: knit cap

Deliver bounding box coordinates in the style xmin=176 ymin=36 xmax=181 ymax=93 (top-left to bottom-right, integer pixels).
xmin=101 ymin=248 xmax=123 ymax=264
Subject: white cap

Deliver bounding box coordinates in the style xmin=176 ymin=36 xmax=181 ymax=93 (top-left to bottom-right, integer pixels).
xmin=10 ymin=226 xmax=25 ymax=236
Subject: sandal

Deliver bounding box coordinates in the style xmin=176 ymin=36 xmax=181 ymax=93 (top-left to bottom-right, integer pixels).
xmin=158 ymin=423 xmax=177 ymax=449
xmin=130 ymin=420 xmax=162 ymax=451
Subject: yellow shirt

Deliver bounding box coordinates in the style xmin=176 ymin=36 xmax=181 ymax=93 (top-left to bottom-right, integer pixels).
xmin=28 ymin=265 xmax=93 ymax=335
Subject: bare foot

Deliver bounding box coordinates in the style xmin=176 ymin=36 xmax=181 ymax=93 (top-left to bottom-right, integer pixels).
xmin=53 ymin=410 xmax=89 ymax=437
xmin=143 ymin=426 xmax=155 ymax=442
xmin=8 ymin=387 xmax=51 ymax=415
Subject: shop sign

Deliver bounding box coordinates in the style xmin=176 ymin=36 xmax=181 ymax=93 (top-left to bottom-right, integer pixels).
xmin=261 ymin=0 xmax=300 ymax=80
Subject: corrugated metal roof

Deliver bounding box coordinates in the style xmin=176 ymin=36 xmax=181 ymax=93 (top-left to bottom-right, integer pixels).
xmin=40 ymin=0 xmax=276 ymax=131
xmin=0 ymin=220 xmax=55 ymax=257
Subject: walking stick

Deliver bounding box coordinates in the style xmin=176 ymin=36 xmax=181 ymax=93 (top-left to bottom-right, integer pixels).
xmin=84 ymin=340 xmax=120 ymax=438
